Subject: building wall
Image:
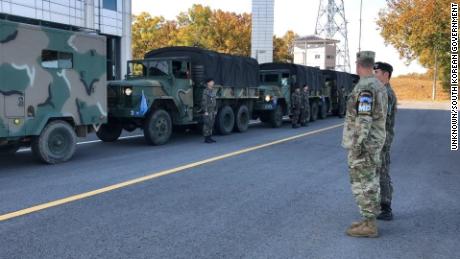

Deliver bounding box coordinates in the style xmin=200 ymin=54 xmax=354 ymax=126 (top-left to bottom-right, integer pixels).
xmin=251 ymin=0 xmax=274 ymax=64
xmin=0 ymin=0 xmax=131 ymax=78
xmin=294 ymin=45 xmax=336 ymax=70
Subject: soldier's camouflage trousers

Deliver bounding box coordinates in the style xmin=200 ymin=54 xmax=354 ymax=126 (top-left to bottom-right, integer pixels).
xmin=348 ymin=151 xmax=381 ymax=219
xmin=300 ymin=106 xmax=310 ymax=124
xmin=291 ymin=108 xmax=300 ymax=125
xmin=202 ymin=113 xmax=216 ymax=137
xmin=377 ymin=145 xmax=393 ymax=206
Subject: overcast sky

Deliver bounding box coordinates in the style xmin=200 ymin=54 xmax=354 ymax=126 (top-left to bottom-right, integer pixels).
xmin=132 ymin=0 xmax=427 ymax=76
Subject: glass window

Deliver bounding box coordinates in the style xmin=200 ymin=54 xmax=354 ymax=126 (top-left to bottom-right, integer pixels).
xmin=172 ymin=61 xmax=189 ymax=79
xmin=41 ymin=50 xmax=59 ymax=68
xmin=127 ymin=61 xmax=147 ymax=78
xmin=263 ymin=74 xmax=279 ymax=83
xmin=148 ymin=61 xmax=169 ymax=76
xmin=315 ymin=54 xmax=321 ymax=59
xmin=59 ymin=52 xmax=73 ymax=69
xmin=42 ymin=50 xmax=73 ymax=69
xmin=103 ymin=0 xmax=117 ymax=11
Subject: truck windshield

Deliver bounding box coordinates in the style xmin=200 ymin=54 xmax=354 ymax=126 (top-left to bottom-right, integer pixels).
xmin=127 ymin=60 xmax=170 ymax=78
xmin=261 ymin=73 xmax=279 ymax=84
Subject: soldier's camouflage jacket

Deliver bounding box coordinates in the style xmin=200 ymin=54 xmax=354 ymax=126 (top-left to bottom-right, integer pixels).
xmin=301 ymin=91 xmax=310 ymax=109
xmin=291 ymin=91 xmax=302 ymax=110
xmin=384 ymin=83 xmax=397 ymax=147
xmin=201 ymin=88 xmax=217 ymax=115
xmin=342 ymin=75 xmax=388 ymax=156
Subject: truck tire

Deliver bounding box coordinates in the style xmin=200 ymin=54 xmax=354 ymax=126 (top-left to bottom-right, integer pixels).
xmin=216 ymin=105 xmax=235 ymax=135
xmin=143 ymin=109 xmax=172 ymax=145
xmin=31 ymin=120 xmax=77 ymax=164
xmin=319 ymin=100 xmax=328 ymax=119
xmin=269 ymin=105 xmax=283 ymax=128
xmin=96 ymin=123 xmax=122 ymax=142
xmin=234 ymin=105 xmax=250 ymax=133
xmin=310 ymin=101 xmax=319 ymax=122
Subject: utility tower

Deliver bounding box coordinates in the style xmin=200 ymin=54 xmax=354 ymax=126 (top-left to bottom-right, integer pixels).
xmin=315 ymin=0 xmax=351 ymax=72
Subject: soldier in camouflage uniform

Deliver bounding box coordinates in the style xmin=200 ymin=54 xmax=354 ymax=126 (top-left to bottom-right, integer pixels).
xmin=202 ymin=78 xmax=217 ymax=143
xmin=300 ymin=85 xmax=310 ymax=126
xmin=342 ymin=51 xmax=388 ymax=238
xmin=374 ymin=62 xmax=397 ymax=221
xmin=291 ymin=88 xmax=302 ymax=128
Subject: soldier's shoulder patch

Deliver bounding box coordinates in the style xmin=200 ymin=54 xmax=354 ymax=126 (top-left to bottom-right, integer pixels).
xmin=357 ymin=90 xmax=373 ymax=115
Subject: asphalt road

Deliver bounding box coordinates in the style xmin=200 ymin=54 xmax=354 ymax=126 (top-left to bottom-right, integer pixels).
xmin=0 ymin=108 xmax=458 ymax=259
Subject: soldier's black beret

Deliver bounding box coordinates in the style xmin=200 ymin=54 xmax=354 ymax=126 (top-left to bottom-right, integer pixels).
xmin=374 ymin=62 xmax=393 ymax=74
xmin=204 ymin=77 xmax=214 ymax=83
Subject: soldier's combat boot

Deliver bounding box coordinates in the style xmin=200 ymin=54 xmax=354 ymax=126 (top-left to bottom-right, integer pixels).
xmin=204 ymin=136 xmax=213 ymax=143
xmin=377 ymin=204 xmax=393 ymax=221
xmin=208 ymin=137 xmax=216 ymax=143
xmin=292 ymin=124 xmax=299 ymax=128
xmin=346 ymin=219 xmax=379 ymax=238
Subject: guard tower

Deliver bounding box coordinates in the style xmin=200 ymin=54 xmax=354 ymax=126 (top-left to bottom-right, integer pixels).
xmin=314 ymin=0 xmax=350 ymax=72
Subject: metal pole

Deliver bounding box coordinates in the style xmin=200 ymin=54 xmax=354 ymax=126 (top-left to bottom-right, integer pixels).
xmin=358 ymin=0 xmax=363 ymax=52
xmin=432 ymin=49 xmax=438 ymax=101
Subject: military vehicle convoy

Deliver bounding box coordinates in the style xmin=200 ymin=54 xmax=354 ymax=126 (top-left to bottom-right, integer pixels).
xmin=1 ymin=19 xmax=358 ymax=164
xmin=96 ymin=47 xmax=259 ymax=145
xmin=0 ymin=19 xmax=107 ymax=164
xmin=322 ymin=70 xmax=359 ymax=118
xmin=254 ymin=63 xmax=356 ymax=127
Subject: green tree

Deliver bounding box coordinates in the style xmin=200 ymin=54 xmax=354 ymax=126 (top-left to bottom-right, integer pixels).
xmin=377 ymin=0 xmax=451 ymax=90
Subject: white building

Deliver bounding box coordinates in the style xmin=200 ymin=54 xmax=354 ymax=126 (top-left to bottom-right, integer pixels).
xmin=294 ymin=35 xmax=338 ymax=70
xmin=251 ymin=0 xmax=274 ymax=64
xmin=0 ymin=0 xmax=132 ymax=79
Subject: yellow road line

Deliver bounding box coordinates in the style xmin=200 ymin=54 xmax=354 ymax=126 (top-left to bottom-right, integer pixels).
xmin=0 ymin=123 xmax=343 ymax=222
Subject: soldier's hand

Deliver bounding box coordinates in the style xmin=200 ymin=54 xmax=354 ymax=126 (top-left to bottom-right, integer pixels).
xmin=204 ymin=112 xmax=209 ymax=116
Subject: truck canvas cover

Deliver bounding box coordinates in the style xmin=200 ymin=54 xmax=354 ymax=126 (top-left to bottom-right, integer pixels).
xmin=322 ymin=70 xmax=357 ymax=92
xmin=259 ymin=63 xmax=324 ymax=92
xmin=145 ymin=47 xmax=259 ymax=88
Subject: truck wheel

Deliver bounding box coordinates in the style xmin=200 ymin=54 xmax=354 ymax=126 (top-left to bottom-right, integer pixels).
xmin=234 ymin=105 xmax=250 ymax=133
xmin=319 ymin=100 xmax=328 ymax=119
xmin=310 ymin=101 xmax=319 ymax=122
xmin=216 ymin=105 xmax=235 ymax=135
xmin=143 ymin=109 xmax=172 ymax=145
xmin=96 ymin=123 xmax=122 ymax=142
xmin=269 ymin=105 xmax=283 ymax=128
xmin=31 ymin=120 xmax=77 ymax=164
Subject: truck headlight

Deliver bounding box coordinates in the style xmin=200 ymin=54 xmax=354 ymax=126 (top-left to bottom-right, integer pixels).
xmin=264 ymin=95 xmax=271 ymax=102
xmin=124 ymin=87 xmax=133 ymax=96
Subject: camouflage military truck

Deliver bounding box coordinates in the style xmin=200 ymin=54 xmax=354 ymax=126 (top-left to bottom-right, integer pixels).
xmin=97 ymin=47 xmax=259 ymax=145
xmin=0 ymin=19 xmax=107 ymax=163
xmin=255 ymin=63 xmax=326 ymax=127
xmin=321 ymin=70 xmax=358 ymax=118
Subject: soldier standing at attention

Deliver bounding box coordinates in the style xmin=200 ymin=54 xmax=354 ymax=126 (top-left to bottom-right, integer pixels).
xmin=300 ymin=85 xmax=310 ymax=126
xmin=202 ymin=78 xmax=217 ymax=143
xmin=342 ymin=51 xmax=388 ymax=238
xmin=291 ymin=88 xmax=302 ymax=128
xmin=374 ymin=62 xmax=397 ymax=221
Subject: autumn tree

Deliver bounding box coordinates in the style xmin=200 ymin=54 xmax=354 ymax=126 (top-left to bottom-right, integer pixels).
xmin=132 ymin=5 xmax=297 ymax=62
xmin=273 ymin=31 xmax=297 ymax=63
xmin=377 ymin=0 xmax=451 ymax=90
